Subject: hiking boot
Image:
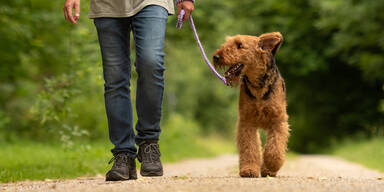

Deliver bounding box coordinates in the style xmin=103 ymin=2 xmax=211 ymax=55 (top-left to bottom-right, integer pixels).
xmin=106 ymin=152 xmax=137 ymax=181
xmin=137 ymin=140 xmax=163 ymax=176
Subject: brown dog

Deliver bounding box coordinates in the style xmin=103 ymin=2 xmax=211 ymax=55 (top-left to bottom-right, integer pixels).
xmin=213 ymin=32 xmax=290 ymax=178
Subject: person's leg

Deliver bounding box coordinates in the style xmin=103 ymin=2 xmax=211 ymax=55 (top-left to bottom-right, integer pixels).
xmin=131 ymin=5 xmax=168 ymax=177
xmin=94 ymin=18 xmax=137 ymax=158
xmin=131 ymin=5 xmax=168 ymax=144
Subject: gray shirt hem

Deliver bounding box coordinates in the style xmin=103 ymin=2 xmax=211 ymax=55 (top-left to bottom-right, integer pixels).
xmin=89 ymin=2 xmax=175 ymax=19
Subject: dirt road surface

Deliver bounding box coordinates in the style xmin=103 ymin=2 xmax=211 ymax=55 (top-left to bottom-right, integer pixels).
xmin=2 ymin=155 xmax=384 ymax=192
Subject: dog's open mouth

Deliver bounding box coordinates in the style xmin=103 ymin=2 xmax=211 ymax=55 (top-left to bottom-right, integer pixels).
xmin=224 ymin=63 xmax=244 ymax=79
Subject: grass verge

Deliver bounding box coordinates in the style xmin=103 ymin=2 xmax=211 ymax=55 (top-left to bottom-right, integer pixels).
xmin=0 ymin=136 xmax=235 ymax=183
xmin=331 ymin=138 xmax=384 ymax=172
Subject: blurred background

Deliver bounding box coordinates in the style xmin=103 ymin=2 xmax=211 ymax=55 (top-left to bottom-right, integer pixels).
xmin=0 ymin=0 xmax=383 ymax=182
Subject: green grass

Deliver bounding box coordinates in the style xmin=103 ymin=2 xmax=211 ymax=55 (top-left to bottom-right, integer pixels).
xmin=0 ymin=141 xmax=111 ymax=183
xmin=0 ymin=113 xmax=236 ymax=183
xmin=331 ymin=138 xmax=384 ymax=172
xmin=0 ymin=137 xmax=235 ymax=183
xmin=0 ymin=112 xmax=237 ymax=183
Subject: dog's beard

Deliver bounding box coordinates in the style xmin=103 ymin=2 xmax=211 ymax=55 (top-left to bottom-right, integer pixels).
xmin=226 ymin=75 xmax=241 ymax=87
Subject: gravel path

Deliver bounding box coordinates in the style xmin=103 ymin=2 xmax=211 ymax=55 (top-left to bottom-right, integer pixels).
xmin=2 ymin=155 xmax=384 ymax=192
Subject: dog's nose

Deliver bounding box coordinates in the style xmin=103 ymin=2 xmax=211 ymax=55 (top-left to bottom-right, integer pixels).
xmin=213 ymin=55 xmax=220 ymax=62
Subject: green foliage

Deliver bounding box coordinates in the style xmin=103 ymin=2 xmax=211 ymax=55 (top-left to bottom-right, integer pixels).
xmin=315 ymin=0 xmax=384 ymax=81
xmin=30 ymin=74 xmax=87 ymax=147
xmin=0 ymin=0 xmax=101 ymax=142
xmin=331 ymin=138 xmax=384 ymax=172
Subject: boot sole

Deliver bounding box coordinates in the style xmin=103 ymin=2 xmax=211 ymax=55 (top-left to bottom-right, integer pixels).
xmin=106 ymin=171 xmax=137 ymax=181
xmin=140 ymin=169 xmax=163 ymax=177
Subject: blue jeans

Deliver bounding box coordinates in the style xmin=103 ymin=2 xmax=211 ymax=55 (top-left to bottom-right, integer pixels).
xmin=94 ymin=5 xmax=168 ymax=158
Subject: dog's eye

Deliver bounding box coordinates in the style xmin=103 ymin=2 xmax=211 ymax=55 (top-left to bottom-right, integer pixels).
xmin=237 ymin=43 xmax=243 ymax=49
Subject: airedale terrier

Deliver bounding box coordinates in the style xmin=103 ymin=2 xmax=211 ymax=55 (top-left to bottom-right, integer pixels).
xmin=213 ymin=32 xmax=290 ymax=178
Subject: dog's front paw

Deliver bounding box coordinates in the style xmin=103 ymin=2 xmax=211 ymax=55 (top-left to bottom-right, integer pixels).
xmin=261 ymin=166 xmax=277 ymax=177
xmin=239 ymin=168 xmax=260 ymax=178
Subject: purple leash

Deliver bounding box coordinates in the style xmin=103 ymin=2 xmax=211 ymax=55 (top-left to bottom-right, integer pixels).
xmin=177 ymin=9 xmax=229 ymax=86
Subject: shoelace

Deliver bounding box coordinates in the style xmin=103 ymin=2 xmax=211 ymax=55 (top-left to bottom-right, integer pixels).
xmin=141 ymin=143 xmax=161 ymax=163
xmin=108 ymin=153 xmax=129 ymax=165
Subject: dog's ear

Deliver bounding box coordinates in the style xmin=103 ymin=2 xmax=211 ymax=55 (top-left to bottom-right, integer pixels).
xmin=258 ymin=32 xmax=283 ymax=56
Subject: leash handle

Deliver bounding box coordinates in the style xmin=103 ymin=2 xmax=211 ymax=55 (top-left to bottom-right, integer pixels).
xmin=177 ymin=9 xmax=229 ymax=86
xmin=176 ymin=9 xmax=185 ymax=29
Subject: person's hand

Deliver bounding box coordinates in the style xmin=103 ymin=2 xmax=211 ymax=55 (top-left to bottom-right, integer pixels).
xmin=177 ymin=1 xmax=194 ymax=22
xmin=63 ymin=0 xmax=81 ymax=24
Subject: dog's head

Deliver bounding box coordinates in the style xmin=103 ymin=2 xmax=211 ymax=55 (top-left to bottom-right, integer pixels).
xmin=213 ymin=32 xmax=283 ymax=86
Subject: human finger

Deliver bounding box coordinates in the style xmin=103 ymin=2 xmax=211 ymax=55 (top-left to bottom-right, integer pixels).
xmin=66 ymin=6 xmax=76 ymax=24
xmin=183 ymin=9 xmax=191 ymax=21
xmin=74 ymin=1 xmax=80 ymax=20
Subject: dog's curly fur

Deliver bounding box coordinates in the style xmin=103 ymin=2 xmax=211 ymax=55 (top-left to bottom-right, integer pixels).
xmin=213 ymin=32 xmax=290 ymax=178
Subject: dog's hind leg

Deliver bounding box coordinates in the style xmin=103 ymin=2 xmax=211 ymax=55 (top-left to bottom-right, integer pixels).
xmin=261 ymin=121 xmax=290 ymax=177
xmin=237 ymin=121 xmax=262 ymax=178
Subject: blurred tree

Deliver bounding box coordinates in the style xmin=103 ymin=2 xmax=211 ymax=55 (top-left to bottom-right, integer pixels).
xmin=0 ymin=0 xmax=101 ymax=141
